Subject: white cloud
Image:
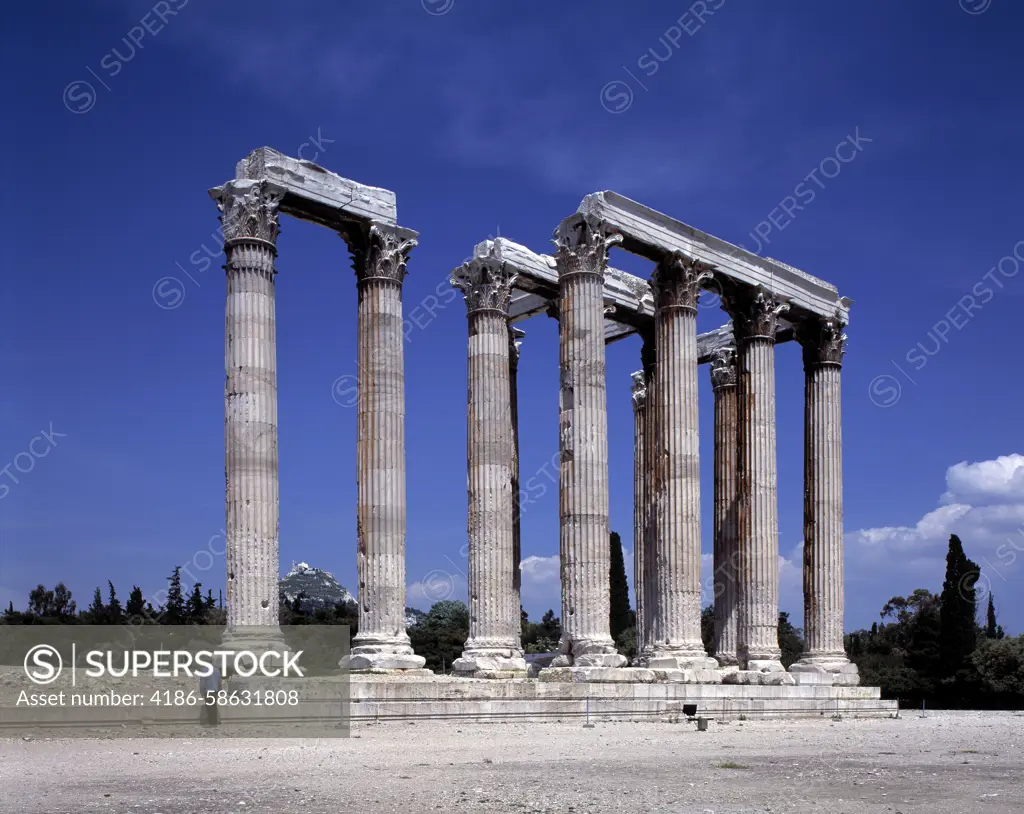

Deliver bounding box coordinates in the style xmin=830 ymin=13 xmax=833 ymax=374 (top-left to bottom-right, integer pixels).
xmin=407 ymin=570 xmax=466 ymax=609
xmin=520 ymin=555 xmax=561 ymax=585
xmin=941 ymin=454 xmax=1024 ymax=506
xmin=846 ymin=453 xmax=1024 ymax=631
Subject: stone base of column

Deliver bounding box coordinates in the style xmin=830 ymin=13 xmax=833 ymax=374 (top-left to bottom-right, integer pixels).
xmin=723 ymin=669 xmax=796 ymax=686
xmin=217 ymin=628 xmax=291 ymax=677
xmin=642 ymin=642 xmax=718 ymax=672
xmin=551 ymin=639 xmax=627 ymax=668
xmin=790 ymin=656 xmax=860 ymax=686
xmin=340 ymin=636 xmax=426 ymax=672
xmin=220 ymin=627 xmax=288 ymax=653
xmin=714 ymin=653 xmax=740 ymax=672
xmin=746 ymin=658 xmax=787 ymax=673
xmin=452 ymin=645 xmax=527 ymax=678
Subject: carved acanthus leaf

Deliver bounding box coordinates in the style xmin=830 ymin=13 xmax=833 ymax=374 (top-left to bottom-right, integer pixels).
xmin=552 ymin=216 xmax=623 ymax=279
xmin=726 ymin=286 xmax=789 ymax=342
xmin=650 ymin=252 xmax=714 ymax=311
xmin=216 ymin=181 xmax=284 ymax=246
xmin=451 ymin=250 xmax=519 ymax=315
xmin=799 ymin=311 xmax=848 ymax=367
xmin=630 ymin=371 xmax=647 ymax=411
xmin=344 ymin=224 xmax=418 ymax=285
xmin=709 ymin=347 xmax=738 ymax=390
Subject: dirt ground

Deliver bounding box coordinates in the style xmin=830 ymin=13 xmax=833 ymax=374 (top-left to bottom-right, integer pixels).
xmin=1 ymin=711 xmax=1022 ymax=813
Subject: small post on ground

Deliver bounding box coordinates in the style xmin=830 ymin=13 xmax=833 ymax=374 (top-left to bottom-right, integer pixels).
xmin=583 ymin=696 xmax=595 ymax=729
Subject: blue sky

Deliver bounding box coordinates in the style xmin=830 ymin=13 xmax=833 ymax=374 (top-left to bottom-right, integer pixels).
xmin=3 ymin=0 xmax=1023 ymax=636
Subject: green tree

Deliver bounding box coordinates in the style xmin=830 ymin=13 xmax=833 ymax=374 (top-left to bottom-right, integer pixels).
xmin=609 ymin=531 xmax=633 ymax=642
xmin=778 ymin=611 xmax=804 ymax=668
xmin=701 ymin=604 xmax=715 ymax=656
xmin=126 ymin=586 xmax=146 ymax=620
xmin=86 ymin=587 xmax=106 ymax=622
xmin=28 ymin=584 xmax=54 ymax=617
xmin=185 ymin=583 xmax=206 ymax=623
xmin=106 ymin=582 xmax=124 ymax=624
xmin=52 ymin=584 xmax=76 ymax=620
xmin=972 ymin=635 xmax=1024 ymax=702
xmin=939 ymin=534 xmax=979 ymax=679
xmin=985 ymin=594 xmax=1004 ymax=640
xmin=164 ymin=567 xmax=186 ymax=624
xmin=407 ymin=600 xmax=469 ymax=673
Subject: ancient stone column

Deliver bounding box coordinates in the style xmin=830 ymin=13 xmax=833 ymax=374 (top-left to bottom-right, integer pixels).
xmin=450 ymin=254 xmax=527 ymax=676
xmin=630 ymin=370 xmax=648 ymax=663
xmin=510 ymin=326 xmax=525 ymax=614
xmin=710 ymin=347 xmax=740 ymax=670
xmin=726 ymin=287 xmax=789 ymax=673
xmin=646 ymin=254 xmax=716 ymax=671
xmin=551 ymin=216 xmax=626 ymax=669
xmin=340 ymin=224 xmax=425 ymax=671
xmin=215 ymin=180 xmax=286 ymax=648
xmin=639 ymin=336 xmax=658 ymax=663
xmin=791 ymin=315 xmax=859 ymax=683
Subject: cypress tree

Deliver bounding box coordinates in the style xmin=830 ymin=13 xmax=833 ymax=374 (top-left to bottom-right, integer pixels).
xmin=107 ymin=581 xmax=123 ymax=623
xmin=939 ymin=534 xmax=980 ymax=678
xmin=87 ymin=587 xmax=106 ymax=622
xmin=609 ymin=531 xmax=632 ymax=640
xmin=985 ymin=593 xmax=1004 ymax=639
xmin=186 ymin=583 xmax=206 ymax=623
xmin=126 ymin=586 xmax=146 ymax=619
xmin=165 ymin=567 xmax=185 ymax=624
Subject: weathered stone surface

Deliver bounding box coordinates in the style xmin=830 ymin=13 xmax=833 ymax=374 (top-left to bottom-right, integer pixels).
xmin=342 ymin=224 xmax=424 ymax=671
xmin=450 ymin=249 xmax=526 ymax=677
xmin=646 ymin=254 xmax=713 ymax=669
xmin=711 ymin=347 xmax=740 ymax=668
xmin=651 ymin=668 xmax=724 ymax=684
xmin=216 ymin=181 xmax=286 ymax=643
xmin=630 ymin=369 xmax=648 ymax=663
xmin=476 ymin=237 xmax=786 ymax=355
xmin=539 ymin=667 xmax=657 ymax=684
xmin=219 ymin=146 xmax=399 ymax=228
xmin=723 ymin=670 xmax=797 ymax=686
xmin=553 ymin=216 xmax=627 ymax=669
xmin=340 ymin=654 xmax=432 ymax=672
xmin=724 ymin=286 xmax=789 ymax=671
xmin=576 ymin=190 xmax=851 ymax=322
xmin=791 ymin=314 xmax=855 ymax=680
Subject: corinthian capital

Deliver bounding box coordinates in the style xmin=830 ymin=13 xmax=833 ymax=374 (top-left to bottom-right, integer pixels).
xmin=451 ymin=249 xmax=519 ymax=316
xmin=724 ymin=286 xmax=789 ymax=342
xmin=630 ymin=371 xmax=647 ymax=411
xmin=552 ymin=215 xmax=623 ymax=280
xmin=650 ymin=253 xmax=714 ymax=312
xmin=214 ymin=180 xmax=285 ymax=247
xmin=709 ymin=347 xmax=738 ymax=390
xmin=798 ymin=312 xmax=848 ymax=368
xmin=343 ymin=224 xmax=418 ymax=286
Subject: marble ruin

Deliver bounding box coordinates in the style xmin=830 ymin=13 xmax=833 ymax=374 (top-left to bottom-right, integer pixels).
xmin=212 ymin=149 xmax=860 ymax=692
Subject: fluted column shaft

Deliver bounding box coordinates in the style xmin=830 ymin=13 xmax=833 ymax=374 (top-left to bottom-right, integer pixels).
xmin=729 ymin=288 xmax=787 ymax=671
xmin=711 ymin=349 xmax=740 ymax=668
xmin=646 ymin=255 xmax=712 ymax=668
xmin=215 ymin=180 xmax=285 ymax=643
xmin=510 ymin=327 xmax=523 ymax=610
xmin=552 ymin=217 xmax=626 ymax=668
xmin=342 ymin=225 xmax=424 ymax=671
xmin=640 ymin=350 xmax=658 ymax=660
xmin=450 ymin=256 xmax=525 ymax=675
xmin=630 ymin=371 xmax=648 ymax=662
xmin=795 ymin=318 xmax=852 ymax=672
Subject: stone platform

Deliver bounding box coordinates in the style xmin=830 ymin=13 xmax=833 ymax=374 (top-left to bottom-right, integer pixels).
xmin=346 ymin=675 xmax=897 ymax=724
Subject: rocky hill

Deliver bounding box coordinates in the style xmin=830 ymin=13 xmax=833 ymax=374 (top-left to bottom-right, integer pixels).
xmin=279 ymin=561 xmax=426 ymax=627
